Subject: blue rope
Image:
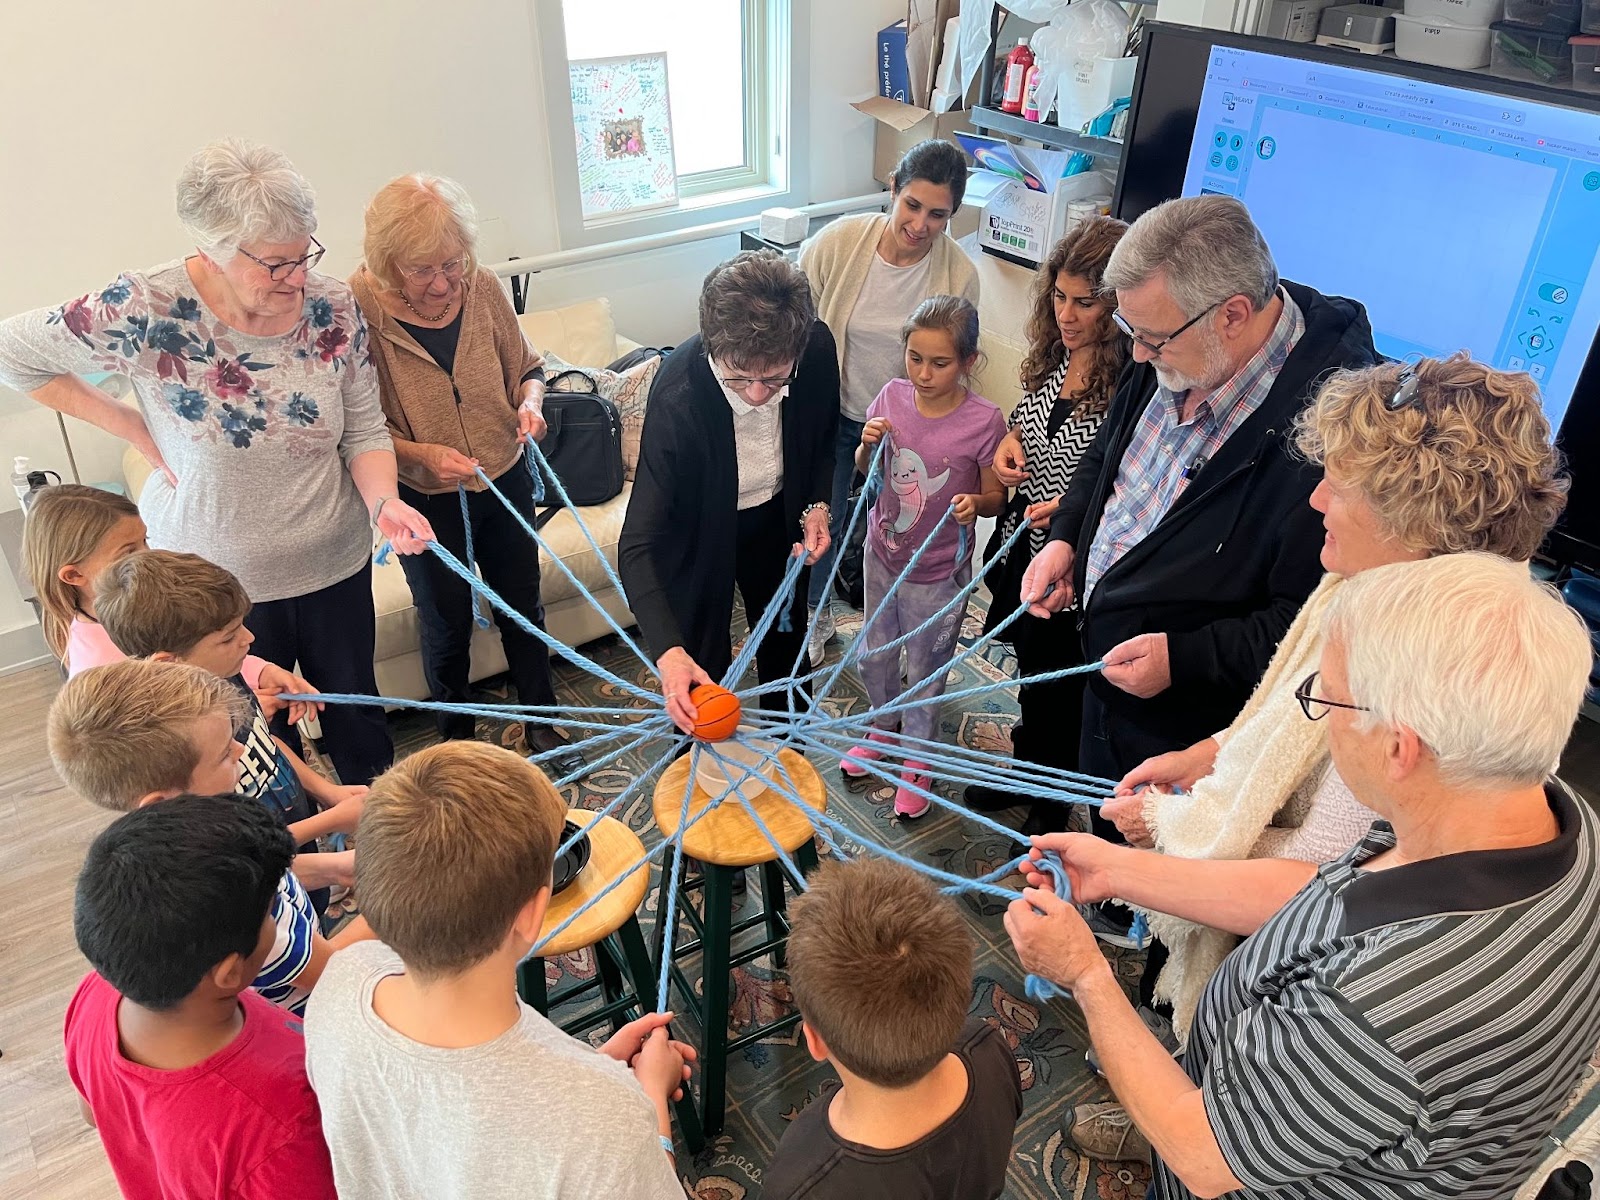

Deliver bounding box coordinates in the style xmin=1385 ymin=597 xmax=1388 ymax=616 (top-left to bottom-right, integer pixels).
xmin=472 ymin=464 xmax=658 ymax=676
xmin=954 ymin=517 xmax=969 ymax=568
xmin=458 ymin=484 xmax=491 ymax=629
xmin=523 ymin=434 xmax=633 ymax=608
xmin=524 ymin=436 xmax=547 ymax=503
xmin=722 ymin=548 xmax=808 ymax=689
xmin=656 ymin=745 xmax=701 ymax=1013
xmin=424 ymin=539 xmax=659 ymax=702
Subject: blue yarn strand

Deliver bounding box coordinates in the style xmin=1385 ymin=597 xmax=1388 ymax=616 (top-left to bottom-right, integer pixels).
xmin=472 ymin=464 xmax=658 ymax=676
xmin=458 ymin=484 xmax=491 ymax=629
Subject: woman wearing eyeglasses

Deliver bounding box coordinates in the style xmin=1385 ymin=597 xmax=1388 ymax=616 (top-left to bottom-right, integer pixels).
xmin=347 ymin=172 xmax=582 ymax=776
xmin=0 ymin=138 xmax=431 ymax=787
xmin=620 ymin=250 xmax=839 ymax=734
xmin=1056 ymin=353 xmax=1567 ymax=1164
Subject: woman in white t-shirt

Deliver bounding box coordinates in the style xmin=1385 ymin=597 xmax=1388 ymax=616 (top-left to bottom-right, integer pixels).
xmin=798 ymin=140 xmax=979 ymax=663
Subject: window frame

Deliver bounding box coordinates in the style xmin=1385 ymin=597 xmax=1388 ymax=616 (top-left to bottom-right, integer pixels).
xmin=533 ymin=0 xmax=807 ymax=249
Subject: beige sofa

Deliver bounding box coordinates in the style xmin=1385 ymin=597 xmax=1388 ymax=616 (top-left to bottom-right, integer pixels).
xmin=124 ymin=296 xmax=644 ymax=700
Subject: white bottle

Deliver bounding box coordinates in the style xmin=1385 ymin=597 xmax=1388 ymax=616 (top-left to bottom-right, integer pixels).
xmin=10 ymin=456 xmax=29 ymax=505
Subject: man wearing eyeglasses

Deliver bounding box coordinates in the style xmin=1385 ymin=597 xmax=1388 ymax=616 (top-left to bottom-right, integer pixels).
xmin=620 ymin=251 xmax=839 ymax=734
xmin=1005 ymin=553 xmax=1600 ymax=1200
xmin=1018 ymin=198 xmax=1377 ymax=930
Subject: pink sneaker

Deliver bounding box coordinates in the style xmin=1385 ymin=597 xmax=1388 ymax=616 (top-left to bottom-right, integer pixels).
xmin=893 ymin=762 xmax=933 ymax=819
xmin=842 ymin=729 xmax=897 ymax=784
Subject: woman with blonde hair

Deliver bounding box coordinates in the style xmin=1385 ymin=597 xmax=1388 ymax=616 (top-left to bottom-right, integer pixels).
xmin=0 ymin=138 xmax=431 ymax=785
xmin=1065 ymin=351 xmax=1569 ymax=1163
xmin=967 ymin=216 xmax=1130 ymax=834
xmin=349 ymin=173 xmax=580 ymax=776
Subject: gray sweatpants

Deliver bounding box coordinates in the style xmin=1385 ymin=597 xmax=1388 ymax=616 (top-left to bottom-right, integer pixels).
xmin=859 ymin=550 xmax=969 ymax=747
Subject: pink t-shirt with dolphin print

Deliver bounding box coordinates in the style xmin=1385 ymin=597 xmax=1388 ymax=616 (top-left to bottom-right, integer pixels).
xmin=864 ymin=378 xmax=1006 ymax=584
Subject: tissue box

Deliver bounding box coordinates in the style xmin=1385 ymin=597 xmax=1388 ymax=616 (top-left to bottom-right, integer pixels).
xmin=879 ymin=21 xmax=911 ymax=101
xmin=760 ymin=207 xmax=810 ymax=246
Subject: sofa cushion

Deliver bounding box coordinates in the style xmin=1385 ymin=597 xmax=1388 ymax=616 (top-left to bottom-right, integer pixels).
xmin=517 ymin=298 xmax=619 ymax=369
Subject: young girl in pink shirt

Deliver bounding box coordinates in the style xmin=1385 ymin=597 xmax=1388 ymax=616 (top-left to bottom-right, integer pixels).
xmin=22 ymin=485 xmax=304 ymax=712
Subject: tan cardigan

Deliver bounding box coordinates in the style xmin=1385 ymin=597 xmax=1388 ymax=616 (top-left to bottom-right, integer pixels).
xmin=350 ymin=265 xmax=541 ymax=495
xmin=798 ymin=212 xmax=980 ymax=373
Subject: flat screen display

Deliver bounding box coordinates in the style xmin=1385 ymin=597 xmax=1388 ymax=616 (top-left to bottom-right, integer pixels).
xmin=1115 ymin=26 xmax=1600 ymax=564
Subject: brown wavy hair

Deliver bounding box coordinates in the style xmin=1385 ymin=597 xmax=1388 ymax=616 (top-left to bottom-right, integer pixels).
xmin=1295 ymin=353 xmax=1568 ymax=561
xmin=1019 ymin=216 xmax=1129 ymax=416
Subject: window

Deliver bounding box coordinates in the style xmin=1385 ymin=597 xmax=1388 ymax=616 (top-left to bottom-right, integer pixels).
xmin=535 ymin=0 xmax=805 ymax=247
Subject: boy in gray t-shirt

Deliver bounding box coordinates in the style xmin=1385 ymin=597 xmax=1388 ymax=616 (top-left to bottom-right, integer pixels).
xmin=304 ymin=742 xmax=691 ymax=1200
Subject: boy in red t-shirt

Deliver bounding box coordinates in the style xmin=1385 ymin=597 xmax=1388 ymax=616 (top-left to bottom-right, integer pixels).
xmin=64 ymin=791 xmax=336 ymax=1199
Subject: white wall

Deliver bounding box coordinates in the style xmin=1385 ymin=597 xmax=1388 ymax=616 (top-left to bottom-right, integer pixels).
xmin=0 ymin=0 xmax=900 ymax=669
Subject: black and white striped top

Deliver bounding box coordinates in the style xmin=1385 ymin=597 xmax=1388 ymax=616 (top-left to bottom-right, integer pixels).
xmin=999 ymin=357 xmax=1104 ymax=562
xmin=1155 ymin=780 xmax=1600 ymax=1200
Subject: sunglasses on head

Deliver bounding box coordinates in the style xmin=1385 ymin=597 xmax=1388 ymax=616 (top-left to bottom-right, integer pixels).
xmin=1384 ymin=364 xmax=1423 ymax=412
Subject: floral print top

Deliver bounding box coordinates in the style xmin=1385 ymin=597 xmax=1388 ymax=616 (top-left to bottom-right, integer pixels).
xmin=0 ymin=261 xmax=392 ymax=602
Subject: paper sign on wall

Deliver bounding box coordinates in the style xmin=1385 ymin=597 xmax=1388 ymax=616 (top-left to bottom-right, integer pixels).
xmin=569 ymin=53 xmax=679 ymax=219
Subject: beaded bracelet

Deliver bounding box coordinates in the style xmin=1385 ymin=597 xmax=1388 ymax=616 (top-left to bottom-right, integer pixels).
xmin=799 ymin=501 xmax=830 ymax=527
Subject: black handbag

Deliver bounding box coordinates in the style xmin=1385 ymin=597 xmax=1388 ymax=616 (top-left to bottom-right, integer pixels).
xmin=534 ymin=369 xmax=625 ymax=515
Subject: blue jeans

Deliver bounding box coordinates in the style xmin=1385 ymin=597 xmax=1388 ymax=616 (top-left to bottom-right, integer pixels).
xmin=807 ymin=415 xmax=866 ymax=608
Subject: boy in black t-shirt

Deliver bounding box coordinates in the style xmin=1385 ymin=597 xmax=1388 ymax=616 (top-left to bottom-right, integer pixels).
xmin=764 ymin=858 xmax=1023 ymax=1200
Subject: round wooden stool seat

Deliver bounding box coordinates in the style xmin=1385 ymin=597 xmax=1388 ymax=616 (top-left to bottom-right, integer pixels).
xmin=537 ymin=809 xmax=650 ymax=958
xmin=651 ymin=748 xmax=826 ymax=869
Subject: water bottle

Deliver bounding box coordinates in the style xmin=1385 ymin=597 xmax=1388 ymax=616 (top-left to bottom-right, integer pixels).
xmin=10 ymin=456 xmax=28 ymax=506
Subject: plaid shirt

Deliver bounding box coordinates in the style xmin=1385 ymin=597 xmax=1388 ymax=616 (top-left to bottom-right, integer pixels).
xmin=1084 ymin=292 xmax=1304 ymax=601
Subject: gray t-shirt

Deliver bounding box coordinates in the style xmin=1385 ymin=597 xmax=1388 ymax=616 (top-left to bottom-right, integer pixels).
xmin=303 ymin=942 xmax=684 ymax=1200
xmin=839 ymin=252 xmax=932 ymax=422
xmin=0 ymin=260 xmax=391 ymax=602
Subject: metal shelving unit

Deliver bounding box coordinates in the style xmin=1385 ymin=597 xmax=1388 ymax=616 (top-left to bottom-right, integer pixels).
xmin=969 ymin=105 xmax=1123 ymax=162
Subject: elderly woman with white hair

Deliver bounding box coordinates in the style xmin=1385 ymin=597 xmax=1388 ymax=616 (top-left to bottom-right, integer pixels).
xmin=1008 ymin=552 xmax=1600 ymax=1200
xmin=347 ymin=173 xmax=582 ymax=776
xmin=0 ymin=137 xmax=432 ymax=785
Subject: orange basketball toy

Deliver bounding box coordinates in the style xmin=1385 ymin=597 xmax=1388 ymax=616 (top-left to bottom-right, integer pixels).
xmin=689 ymin=684 xmax=742 ymax=742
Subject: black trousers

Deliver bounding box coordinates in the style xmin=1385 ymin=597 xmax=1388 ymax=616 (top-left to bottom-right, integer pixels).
xmin=1080 ymin=685 xmax=1179 ymax=1009
xmin=247 ymin=561 xmax=393 ymax=786
xmin=688 ymin=495 xmax=810 ymax=716
xmin=1009 ymin=610 xmax=1088 ymax=774
xmin=398 ymin=463 xmax=555 ymax=741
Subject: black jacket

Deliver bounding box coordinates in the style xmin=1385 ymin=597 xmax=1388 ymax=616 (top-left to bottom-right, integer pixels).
xmin=619 ymin=323 xmax=839 ymax=673
xmin=1047 ymin=282 xmax=1378 ymax=750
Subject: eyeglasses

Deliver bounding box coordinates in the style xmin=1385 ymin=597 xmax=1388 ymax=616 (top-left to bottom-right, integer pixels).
xmin=1294 ymin=671 xmax=1371 ymax=721
xmin=1384 ymin=363 xmax=1424 ymax=411
xmin=237 ymin=237 xmax=325 ymax=282
xmin=400 ymin=258 xmax=467 ymax=286
xmin=714 ymin=363 xmax=798 ymax=392
xmin=1112 ymin=297 xmax=1225 ymax=357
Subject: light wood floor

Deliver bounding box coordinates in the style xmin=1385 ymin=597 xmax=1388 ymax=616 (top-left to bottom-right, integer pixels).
xmin=0 ymin=664 xmax=117 ymax=1199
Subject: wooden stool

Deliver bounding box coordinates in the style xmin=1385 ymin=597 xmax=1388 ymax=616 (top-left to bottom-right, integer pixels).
xmin=516 ymin=809 xmax=705 ymax=1150
xmin=651 ymin=748 xmax=825 ymax=1138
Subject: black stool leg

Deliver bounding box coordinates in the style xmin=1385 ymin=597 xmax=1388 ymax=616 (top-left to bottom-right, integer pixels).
xmin=652 ymin=845 xmax=681 ymax=986
xmin=760 ymin=860 xmax=790 ymax=969
xmin=699 ymin=864 xmax=735 ymax=1138
xmin=517 ymin=957 xmax=549 ymax=1015
xmin=616 ymin=916 xmax=705 ymax=1154
xmin=595 ymin=940 xmax=627 ymax=1034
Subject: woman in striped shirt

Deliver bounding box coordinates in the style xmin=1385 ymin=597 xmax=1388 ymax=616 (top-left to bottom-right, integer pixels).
xmin=967 ymin=217 xmax=1129 ymax=835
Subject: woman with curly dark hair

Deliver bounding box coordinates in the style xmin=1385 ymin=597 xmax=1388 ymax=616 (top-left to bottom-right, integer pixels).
xmin=968 ymin=216 xmax=1129 ymax=832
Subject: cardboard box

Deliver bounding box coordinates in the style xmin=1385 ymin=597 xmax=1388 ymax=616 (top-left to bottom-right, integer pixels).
xmin=852 ymin=96 xmax=972 ymax=186
xmin=907 ymin=0 xmax=962 ymax=108
xmin=976 ymin=169 xmax=1112 ymax=266
xmin=879 ymin=21 xmax=911 ymax=101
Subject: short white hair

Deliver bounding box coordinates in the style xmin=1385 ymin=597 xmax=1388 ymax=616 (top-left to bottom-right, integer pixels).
xmin=1104 ymin=195 xmax=1278 ymax=317
xmin=1326 ymin=553 xmax=1592 ymax=788
xmin=175 ymin=137 xmax=318 ymax=262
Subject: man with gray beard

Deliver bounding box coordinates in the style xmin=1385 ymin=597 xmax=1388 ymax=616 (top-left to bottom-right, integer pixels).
xmin=1019 ymin=195 xmax=1377 ymax=952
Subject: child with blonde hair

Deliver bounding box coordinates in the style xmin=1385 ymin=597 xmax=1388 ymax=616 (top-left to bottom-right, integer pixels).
xmin=22 ymin=484 xmax=314 ymax=722
xmin=844 ymin=295 xmax=1007 ymax=817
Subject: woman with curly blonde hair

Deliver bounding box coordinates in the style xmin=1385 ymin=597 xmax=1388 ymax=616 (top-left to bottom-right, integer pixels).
xmin=1066 ymin=351 xmax=1568 ymax=1162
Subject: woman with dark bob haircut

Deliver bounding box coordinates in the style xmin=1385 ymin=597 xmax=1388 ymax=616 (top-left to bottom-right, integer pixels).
xmin=619 ymin=250 xmax=839 ymax=733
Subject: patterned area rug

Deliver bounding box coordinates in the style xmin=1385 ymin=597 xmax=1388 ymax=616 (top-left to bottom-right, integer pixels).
xmin=382 ymin=602 xmax=1154 ymax=1200
xmin=373 ymin=602 xmax=1600 ymax=1199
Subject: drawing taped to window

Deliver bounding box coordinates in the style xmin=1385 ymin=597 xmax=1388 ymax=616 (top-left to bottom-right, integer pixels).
xmin=569 ymin=53 xmax=679 ymax=219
